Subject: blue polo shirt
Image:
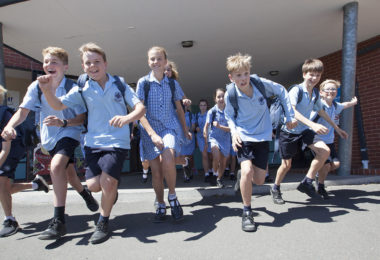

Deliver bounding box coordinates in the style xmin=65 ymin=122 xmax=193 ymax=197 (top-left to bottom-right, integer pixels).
xmin=225 ymin=76 xmax=295 ymax=142
xmin=283 ymin=84 xmax=323 ymax=134
xmin=312 ymin=100 xmax=344 ymax=144
xmin=20 ymin=77 xmax=85 ymax=151
xmin=60 ymin=74 xmax=140 ymax=149
xmin=136 ymin=72 xmax=184 ymax=135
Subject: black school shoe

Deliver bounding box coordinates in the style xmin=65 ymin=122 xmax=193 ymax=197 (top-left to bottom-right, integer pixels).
xmin=83 ymin=187 xmax=99 ymax=212
xmin=153 ymin=207 xmax=167 ymax=223
xmin=270 ymin=187 xmax=285 ymax=204
xmin=38 ymin=218 xmax=67 ymax=240
xmin=183 ymin=165 xmax=193 ymax=183
xmin=242 ymin=211 xmax=257 ymax=232
xmin=89 ymin=221 xmax=109 ymax=244
xmin=317 ymin=186 xmax=330 ymax=200
xmin=33 ymin=175 xmax=49 ymax=193
xmin=297 ymin=182 xmax=317 ymax=198
xmin=0 ymin=219 xmax=21 ymax=237
xmin=169 ymin=198 xmax=184 ymax=221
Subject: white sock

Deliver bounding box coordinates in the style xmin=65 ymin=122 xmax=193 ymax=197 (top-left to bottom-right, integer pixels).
xmin=213 ymin=169 xmax=218 ymax=176
xmin=182 ymin=157 xmax=189 ymax=167
xmin=205 ymin=172 xmax=210 ymax=176
xmin=5 ymin=216 xmax=16 ymax=221
xmin=168 ymin=193 xmax=178 ymax=206
xmin=143 ymin=169 xmax=149 ymax=174
xmin=32 ymin=182 xmax=38 ymax=190
xmin=230 ymin=172 xmax=235 ymax=176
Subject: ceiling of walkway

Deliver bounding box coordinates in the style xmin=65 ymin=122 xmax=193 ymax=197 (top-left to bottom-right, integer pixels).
xmin=1 ymin=0 xmax=379 ymax=102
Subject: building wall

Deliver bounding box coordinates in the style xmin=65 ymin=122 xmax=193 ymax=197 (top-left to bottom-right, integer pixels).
xmin=319 ymin=35 xmax=380 ymax=173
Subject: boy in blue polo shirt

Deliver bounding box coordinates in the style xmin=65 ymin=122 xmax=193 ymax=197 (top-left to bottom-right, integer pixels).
xmin=2 ymin=47 xmax=99 ymax=240
xmin=313 ymin=79 xmax=357 ymax=199
xmin=35 ymin=43 xmax=145 ymax=244
xmin=271 ymin=59 xmax=348 ymax=204
xmin=224 ymin=53 xmax=296 ymax=232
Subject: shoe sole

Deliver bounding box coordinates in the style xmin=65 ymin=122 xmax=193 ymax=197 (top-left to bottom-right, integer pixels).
xmin=242 ymin=225 xmax=257 ymax=232
xmin=270 ymin=189 xmax=285 ymax=205
xmin=38 ymin=232 xmax=66 ymax=240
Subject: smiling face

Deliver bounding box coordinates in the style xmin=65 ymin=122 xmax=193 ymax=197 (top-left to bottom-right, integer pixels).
xmin=303 ymin=71 xmax=322 ymax=89
xmin=42 ymin=54 xmax=68 ymax=81
xmin=229 ymin=68 xmax=251 ymax=89
xmin=148 ymin=49 xmax=167 ymax=75
xmin=215 ymin=89 xmax=225 ymax=107
xmin=81 ymin=51 xmax=108 ymax=83
xmin=320 ymin=82 xmax=338 ymax=102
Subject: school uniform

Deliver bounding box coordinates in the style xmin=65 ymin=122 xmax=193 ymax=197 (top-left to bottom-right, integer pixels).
xmin=179 ymin=111 xmax=195 ymax=156
xmin=0 ymin=109 xmax=25 ymax=179
xmin=60 ymin=74 xmax=140 ymax=180
xmin=312 ymin=99 xmax=344 ymax=162
xmin=224 ymin=76 xmax=294 ymax=169
xmin=20 ymin=77 xmax=84 ymax=163
xmin=206 ymin=105 xmax=231 ymax=157
xmin=279 ymin=83 xmax=323 ymax=159
xmin=195 ymin=112 xmax=209 ymax=152
xmin=136 ymin=72 xmax=185 ymax=161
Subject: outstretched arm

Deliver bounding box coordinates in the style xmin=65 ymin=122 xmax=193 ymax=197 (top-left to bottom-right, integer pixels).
xmin=318 ymin=109 xmax=348 ymax=139
xmin=43 ymin=113 xmax=86 ymax=127
xmin=294 ymin=106 xmax=328 ymax=135
xmin=342 ymin=96 xmax=358 ymax=109
xmin=109 ymin=102 xmax=146 ymax=128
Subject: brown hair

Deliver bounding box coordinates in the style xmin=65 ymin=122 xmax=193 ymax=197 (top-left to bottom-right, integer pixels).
xmin=147 ymin=46 xmax=168 ymax=60
xmin=0 ymin=84 xmax=7 ymax=104
xmin=79 ymin=42 xmax=107 ymax=62
xmin=302 ymin=58 xmax=324 ymax=74
xmin=42 ymin=47 xmax=68 ymax=65
xmin=166 ymin=60 xmax=179 ymax=80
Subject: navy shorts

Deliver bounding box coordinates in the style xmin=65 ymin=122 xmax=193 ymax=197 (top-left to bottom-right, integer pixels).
xmin=0 ymin=141 xmax=25 ymax=180
xmin=279 ymin=129 xmax=316 ymax=160
xmin=48 ymin=137 xmax=79 ymax=166
xmin=84 ymin=147 xmax=128 ymax=181
xmin=237 ymin=141 xmax=269 ymax=170
xmin=325 ymin=143 xmax=338 ymax=164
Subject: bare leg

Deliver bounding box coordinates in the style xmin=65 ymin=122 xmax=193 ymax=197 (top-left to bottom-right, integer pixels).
xmin=66 ymin=164 xmax=84 ymax=192
xmin=50 ymin=154 xmax=70 ymax=207
xmin=161 ymin=149 xmax=177 ymax=194
xmin=0 ymin=177 xmax=12 ymax=216
xmin=275 ymin=158 xmax=292 ymax=186
xmin=150 ymin=156 xmax=164 ymax=203
xmin=99 ymin=172 xmax=118 ymax=217
xmin=306 ymin=141 xmax=330 ymax=179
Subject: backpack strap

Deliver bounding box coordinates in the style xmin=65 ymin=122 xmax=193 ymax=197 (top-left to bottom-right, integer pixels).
xmin=143 ymin=76 xmax=176 ymax=109
xmin=168 ymin=78 xmax=177 ymax=109
xmin=250 ymin=74 xmax=268 ymax=99
xmin=113 ymin=75 xmax=128 ymax=110
xmin=226 ymin=83 xmax=239 ymax=119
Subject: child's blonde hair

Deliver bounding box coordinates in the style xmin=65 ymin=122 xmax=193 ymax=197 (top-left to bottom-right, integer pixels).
xmin=319 ymin=79 xmax=340 ymax=91
xmin=0 ymin=84 xmax=8 ymax=104
xmin=166 ymin=60 xmax=179 ymax=80
xmin=147 ymin=46 xmax=168 ymax=60
xmin=79 ymin=42 xmax=107 ymax=62
xmin=226 ymin=53 xmax=252 ymax=73
xmin=42 ymin=47 xmax=68 ymax=65
xmin=302 ymin=58 xmax=324 ymax=74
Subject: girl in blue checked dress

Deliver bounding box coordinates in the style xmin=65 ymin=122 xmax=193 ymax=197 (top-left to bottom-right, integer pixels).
xmin=137 ymin=46 xmax=190 ymax=222
xmin=196 ymin=99 xmax=213 ymax=182
xmin=203 ymin=88 xmax=231 ymax=188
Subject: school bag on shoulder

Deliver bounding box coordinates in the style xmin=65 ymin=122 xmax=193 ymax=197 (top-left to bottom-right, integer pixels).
xmin=288 ymin=84 xmax=320 ymax=106
xmin=0 ymin=106 xmax=38 ymax=148
xmin=77 ymin=73 xmax=129 ymax=133
xmin=226 ymin=74 xmax=285 ymax=130
xmin=312 ymin=100 xmax=338 ymax=123
xmin=141 ymin=75 xmax=176 ymax=109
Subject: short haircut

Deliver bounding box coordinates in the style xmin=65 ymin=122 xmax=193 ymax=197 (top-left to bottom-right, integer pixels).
xmin=166 ymin=60 xmax=179 ymax=80
xmin=148 ymin=46 xmax=167 ymax=60
xmin=79 ymin=42 xmax=107 ymax=62
xmin=0 ymin=84 xmax=8 ymax=104
xmin=226 ymin=53 xmax=252 ymax=73
xmin=42 ymin=47 xmax=68 ymax=65
xmin=302 ymin=58 xmax=324 ymax=74
xmin=319 ymin=79 xmax=340 ymax=91
xmin=199 ymin=99 xmax=208 ymax=106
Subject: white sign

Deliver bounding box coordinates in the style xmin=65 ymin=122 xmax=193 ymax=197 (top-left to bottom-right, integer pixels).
xmin=7 ymin=90 xmax=20 ymax=109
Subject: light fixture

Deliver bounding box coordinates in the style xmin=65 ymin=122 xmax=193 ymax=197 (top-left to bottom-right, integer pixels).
xmin=269 ymin=70 xmax=279 ymax=76
xmin=181 ymin=41 xmax=194 ymax=48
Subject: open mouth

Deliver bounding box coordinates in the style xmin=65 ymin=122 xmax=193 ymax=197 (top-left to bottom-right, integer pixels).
xmin=47 ymin=69 xmax=56 ymax=75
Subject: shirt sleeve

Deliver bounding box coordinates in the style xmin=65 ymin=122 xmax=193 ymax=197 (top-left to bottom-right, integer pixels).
xmin=174 ymin=80 xmax=185 ymax=101
xmin=206 ymin=109 xmax=212 ymax=124
xmin=124 ymin=83 xmax=141 ymax=108
xmin=60 ymin=86 xmax=87 ymax=112
xmin=224 ymin=90 xmax=238 ymax=135
xmin=335 ymin=102 xmax=344 ymax=115
xmin=19 ymin=81 xmax=40 ymax=111
xmin=136 ymin=77 xmax=145 ymax=102
xmin=288 ymin=86 xmax=300 ymax=107
xmin=314 ymin=95 xmax=323 ymax=112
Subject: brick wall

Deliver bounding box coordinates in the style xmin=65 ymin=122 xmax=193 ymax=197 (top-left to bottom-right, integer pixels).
xmin=319 ymin=35 xmax=380 ymax=173
xmin=3 ymin=45 xmax=43 ymax=71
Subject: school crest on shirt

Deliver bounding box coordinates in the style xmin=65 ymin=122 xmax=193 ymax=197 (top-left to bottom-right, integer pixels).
xmin=259 ymin=96 xmax=266 ymax=105
xmin=114 ymin=91 xmax=123 ymax=103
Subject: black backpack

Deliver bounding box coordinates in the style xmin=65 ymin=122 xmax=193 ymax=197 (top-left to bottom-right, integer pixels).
xmin=0 ymin=106 xmax=38 ymax=148
xmin=77 ymin=73 xmax=129 ymax=133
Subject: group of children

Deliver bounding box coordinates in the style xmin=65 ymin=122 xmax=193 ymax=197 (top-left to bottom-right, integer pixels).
xmin=0 ymin=43 xmax=356 ymax=243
